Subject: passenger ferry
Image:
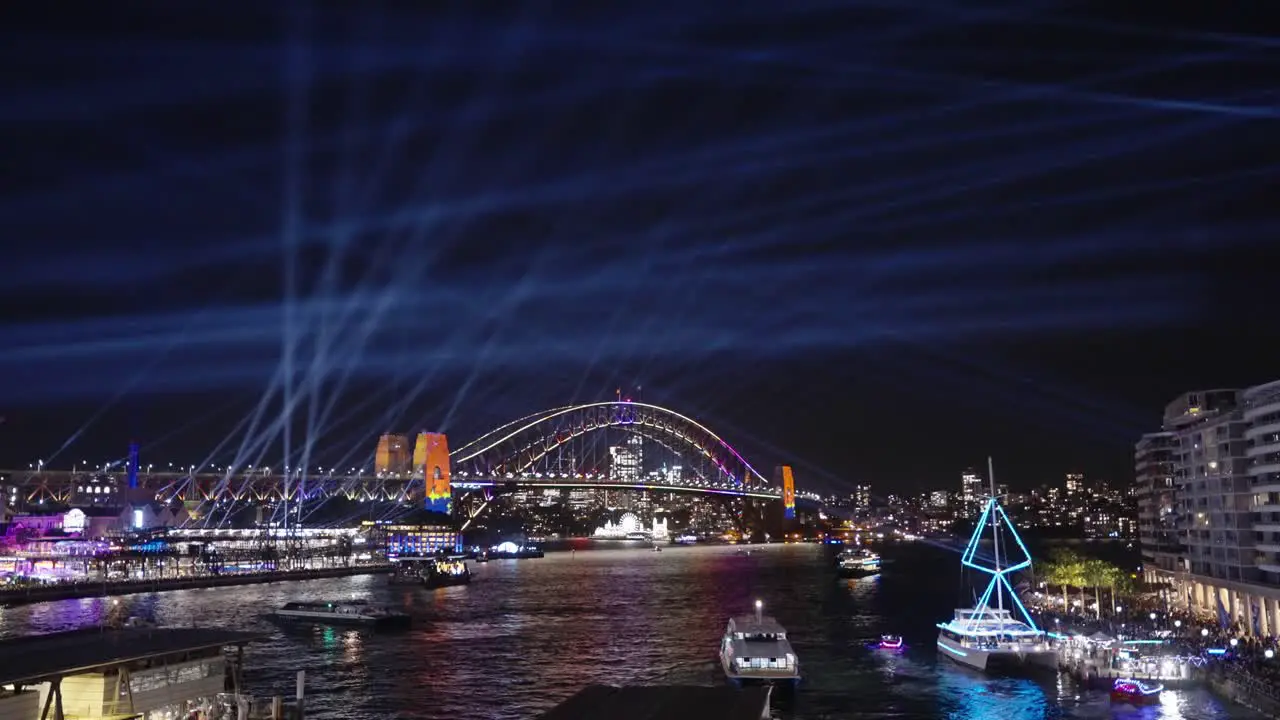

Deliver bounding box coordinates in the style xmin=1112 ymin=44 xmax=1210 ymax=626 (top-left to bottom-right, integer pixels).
xmin=936 ymin=459 xmax=1055 ymax=674
xmin=836 ymin=548 xmax=881 ymax=578
xmin=423 ymin=558 xmax=471 ymax=589
xmin=719 ymin=600 xmax=801 ymax=687
xmin=272 ymin=600 xmax=410 ymax=628
xmin=1110 ymin=678 xmax=1163 ymax=705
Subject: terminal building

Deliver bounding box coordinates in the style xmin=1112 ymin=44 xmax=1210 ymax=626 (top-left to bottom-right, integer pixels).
xmin=1136 ymin=379 xmax=1280 ymax=635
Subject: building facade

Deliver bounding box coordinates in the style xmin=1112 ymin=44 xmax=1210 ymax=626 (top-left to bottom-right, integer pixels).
xmin=1139 ymin=380 xmax=1280 ymax=636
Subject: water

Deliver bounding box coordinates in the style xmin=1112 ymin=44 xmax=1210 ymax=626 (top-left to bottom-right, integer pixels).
xmin=0 ymin=543 xmax=1258 ymax=719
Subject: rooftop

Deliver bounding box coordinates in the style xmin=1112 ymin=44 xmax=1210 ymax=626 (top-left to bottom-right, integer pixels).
xmin=540 ymin=685 xmax=771 ymax=720
xmin=0 ymin=627 xmax=266 ymax=685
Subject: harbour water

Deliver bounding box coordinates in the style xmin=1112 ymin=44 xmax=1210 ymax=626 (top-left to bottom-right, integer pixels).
xmin=0 ymin=542 xmax=1260 ymax=719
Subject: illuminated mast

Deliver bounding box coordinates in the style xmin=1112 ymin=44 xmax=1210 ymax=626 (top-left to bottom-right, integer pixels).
xmin=959 ymin=458 xmax=1039 ymax=633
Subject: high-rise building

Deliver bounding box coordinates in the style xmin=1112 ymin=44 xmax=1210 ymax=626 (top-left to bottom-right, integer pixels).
xmin=1135 ymin=432 xmax=1178 ymax=573
xmin=1065 ymin=473 xmax=1084 ymax=496
xmin=929 ymin=490 xmax=949 ymax=508
xmin=852 ymin=484 xmax=872 ymax=509
xmin=960 ymin=469 xmax=983 ymax=516
xmin=610 ymin=435 xmax=644 ymax=482
xmin=1137 ymin=381 xmax=1280 ymax=636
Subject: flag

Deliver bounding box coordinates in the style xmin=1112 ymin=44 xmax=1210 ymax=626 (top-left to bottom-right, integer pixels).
xmin=1253 ymin=602 xmax=1262 ymax=636
xmin=1216 ymin=595 xmax=1230 ymax=629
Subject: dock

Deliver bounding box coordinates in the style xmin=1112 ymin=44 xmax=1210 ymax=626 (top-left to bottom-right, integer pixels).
xmin=0 ymin=564 xmax=393 ymax=607
xmin=540 ymin=685 xmax=773 ymax=720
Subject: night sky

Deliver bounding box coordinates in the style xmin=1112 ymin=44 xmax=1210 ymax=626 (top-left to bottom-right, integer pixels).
xmin=1 ymin=2 xmax=1277 ymax=495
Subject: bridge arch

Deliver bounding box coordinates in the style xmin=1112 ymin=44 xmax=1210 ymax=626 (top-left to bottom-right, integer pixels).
xmin=450 ymin=401 xmax=773 ymax=494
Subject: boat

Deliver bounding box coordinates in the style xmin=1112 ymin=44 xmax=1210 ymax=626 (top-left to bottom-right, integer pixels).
xmin=935 ymin=458 xmax=1055 ymax=674
xmin=423 ymin=558 xmax=471 ymax=589
xmin=1110 ymin=678 xmax=1163 ymax=705
xmin=719 ymin=600 xmax=801 ymax=687
xmin=272 ymin=600 xmax=410 ymax=628
xmin=836 ymin=548 xmax=881 ymax=578
xmin=876 ymin=635 xmax=904 ymax=651
xmin=652 ymin=546 xmax=662 ymax=553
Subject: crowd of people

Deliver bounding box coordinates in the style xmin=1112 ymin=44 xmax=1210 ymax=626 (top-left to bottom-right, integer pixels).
xmin=1028 ymin=594 xmax=1280 ymax=700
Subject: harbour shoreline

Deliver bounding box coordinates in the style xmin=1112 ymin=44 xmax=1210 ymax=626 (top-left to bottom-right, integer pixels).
xmin=0 ymin=564 xmax=393 ymax=607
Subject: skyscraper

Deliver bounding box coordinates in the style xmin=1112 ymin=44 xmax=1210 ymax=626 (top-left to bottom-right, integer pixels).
xmin=1065 ymin=473 xmax=1084 ymax=496
xmin=960 ymin=469 xmax=983 ymax=516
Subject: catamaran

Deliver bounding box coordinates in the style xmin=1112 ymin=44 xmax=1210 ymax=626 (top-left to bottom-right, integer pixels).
xmin=936 ymin=458 xmax=1056 ymax=673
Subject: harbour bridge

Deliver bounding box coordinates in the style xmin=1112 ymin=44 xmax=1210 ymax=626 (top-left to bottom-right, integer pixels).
xmin=2 ymin=402 xmax=801 ymax=517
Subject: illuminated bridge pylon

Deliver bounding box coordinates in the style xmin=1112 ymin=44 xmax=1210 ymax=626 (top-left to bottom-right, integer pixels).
xmin=448 ymin=401 xmax=778 ymax=498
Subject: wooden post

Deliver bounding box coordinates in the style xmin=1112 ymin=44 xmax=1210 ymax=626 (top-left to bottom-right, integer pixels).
xmin=296 ymin=669 xmax=305 ymax=719
xmin=271 ymin=696 xmax=283 ymax=720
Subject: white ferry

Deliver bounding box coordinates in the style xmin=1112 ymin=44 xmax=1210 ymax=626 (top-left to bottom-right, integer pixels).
xmin=719 ymin=600 xmax=801 ymax=687
xmin=272 ymin=600 xmax=410 ymax=628
xmin=836 ymin=548 xmax=881 ymax=578
xmin=936 ymin=459 xmax=1055 ymax=674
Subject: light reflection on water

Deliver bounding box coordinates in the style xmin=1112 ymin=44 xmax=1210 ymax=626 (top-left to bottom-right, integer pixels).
xmin=0 ymin=544 xmax=1262 ymax=719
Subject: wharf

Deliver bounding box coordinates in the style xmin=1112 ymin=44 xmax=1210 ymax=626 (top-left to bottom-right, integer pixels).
xmin=0 ymin=564 xmax=392 ymax=607
xmin=1057 ymin=648 xmax=1195 ymax=690
xmin=541 ymin=685 xmax=773 ymax=720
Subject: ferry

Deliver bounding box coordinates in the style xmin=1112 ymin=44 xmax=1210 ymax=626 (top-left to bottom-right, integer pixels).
xmin=719 ymin=600 xmax=801 ymax=687
xmin=1110 ymin=678 xmax=1163 ymax=705
xmin=423 ymin=558 xmax=471 ymax=589
xmin=272 ymin=600 xmax=410 ymax=628
xmin=836 ymin=548 xmax=881 ymax=578
xmin=936 ymin=459 xmax=1055 ymax=674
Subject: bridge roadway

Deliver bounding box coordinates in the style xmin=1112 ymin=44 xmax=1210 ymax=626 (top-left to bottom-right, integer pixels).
xmin=0 ymin=469 xmax=783 ymax=504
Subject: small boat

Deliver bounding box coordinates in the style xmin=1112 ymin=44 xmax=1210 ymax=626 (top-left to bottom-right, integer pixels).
xmin=877 ymin=635 xmax=904 ymax=651
xmin=719 ymin=600 xmax=800 ymax=687
xmin=1110 ymin=678 xmax=1162 ymax=705
xmin=272 ymin=600 xmax=410 ymax=628
xmin=423 ymin=558 xmax=471 ymax=589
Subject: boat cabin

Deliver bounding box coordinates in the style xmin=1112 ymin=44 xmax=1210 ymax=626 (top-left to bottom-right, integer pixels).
xmin=937 ymin=608 xmax=1046 ymax=650
xmin=723 ymin=617 xmax=797 ymax=675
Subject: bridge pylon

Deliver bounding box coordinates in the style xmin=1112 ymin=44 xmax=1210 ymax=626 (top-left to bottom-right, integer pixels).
xmin=412 ymin=432 xmax=452 ymax=514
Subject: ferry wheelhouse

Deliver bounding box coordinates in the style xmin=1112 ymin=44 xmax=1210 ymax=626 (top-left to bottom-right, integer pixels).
xmin=936 ymin=459 xmax=1055 ymax=674
xmin=719 ymin=601 xmax=801 ymax=687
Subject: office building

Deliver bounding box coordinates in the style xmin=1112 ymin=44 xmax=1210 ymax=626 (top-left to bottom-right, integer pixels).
xmin=1137 ymin=381 xmax=1280 ymax=636
xmin=960 ymin=469 xmax=983 ymax=516
xmin=1065 ymin=472 xmax=1084 ymax=496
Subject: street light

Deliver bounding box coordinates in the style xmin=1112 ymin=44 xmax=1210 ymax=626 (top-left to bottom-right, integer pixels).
xmin=1174 ymin=620 xmax=1182 ymax=628
xmin=1149 ymin=612 xmax=1157 ymax=621
xmin=1230 ymin=638 xmax=1239 ymax=647
xmin=1202 ymin=628 xmax=1210 ymax=637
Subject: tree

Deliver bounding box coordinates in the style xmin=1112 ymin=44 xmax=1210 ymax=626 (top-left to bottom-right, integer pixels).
xmin=1040 ymin=548 xmax=1086 ymax=613
xmin=1082 ymin=558 xmax=1113 ymax=619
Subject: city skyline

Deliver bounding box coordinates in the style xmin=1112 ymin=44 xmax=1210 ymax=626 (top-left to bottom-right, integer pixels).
xmin=1 ymin=3 xmax=1277 ymax=493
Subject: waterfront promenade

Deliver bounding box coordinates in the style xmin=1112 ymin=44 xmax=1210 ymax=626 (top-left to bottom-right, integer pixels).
xmin=0 ymin=563 xmax=392 ymax=606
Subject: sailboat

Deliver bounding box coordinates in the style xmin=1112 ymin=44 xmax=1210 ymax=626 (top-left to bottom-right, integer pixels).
xmin=936 ymin=458 xmax=1056 ymax=673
